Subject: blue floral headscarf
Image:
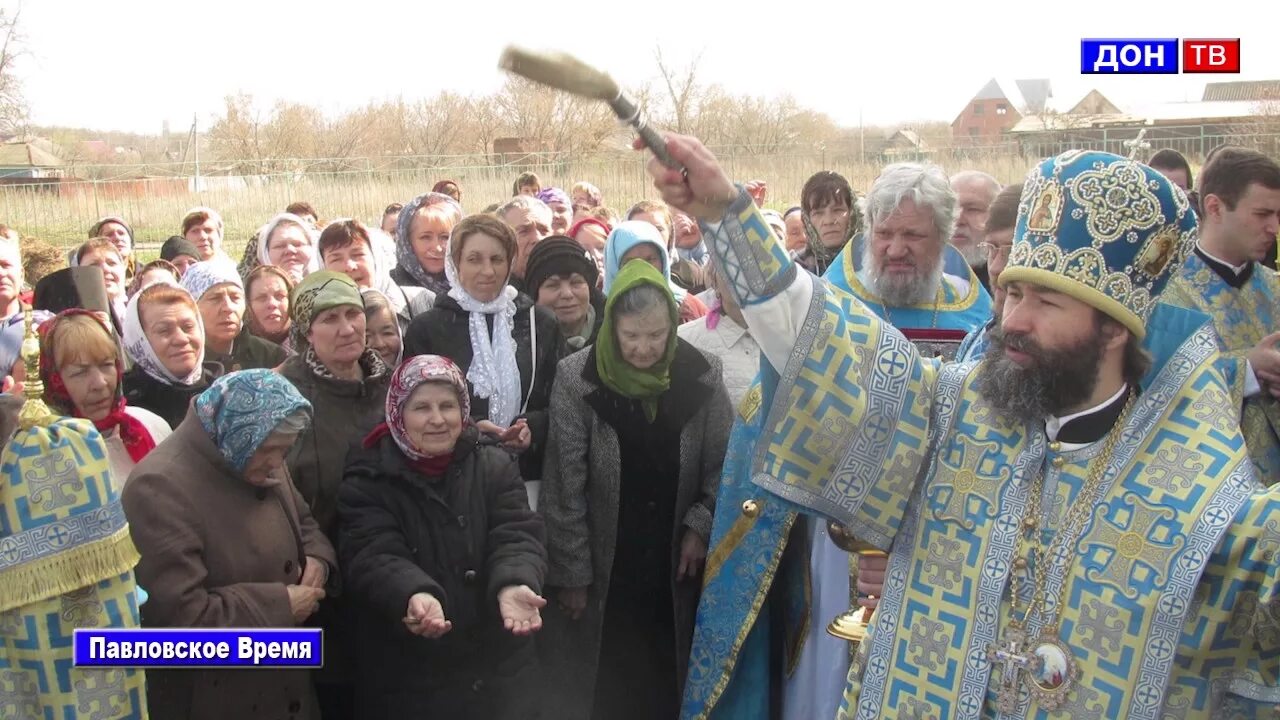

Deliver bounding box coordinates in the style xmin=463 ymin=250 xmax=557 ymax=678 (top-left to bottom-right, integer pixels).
xmin=194 ymin=369 xmax=312 ymax=472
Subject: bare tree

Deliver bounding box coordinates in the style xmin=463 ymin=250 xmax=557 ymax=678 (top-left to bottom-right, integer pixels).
xmin=197 ymin=57 xmax=856 ymax=172
xmin=320 ymin=103 xmax=384 ymax=170
xmin=408 ymin=92 xmax=473 ymax=159
xmin=262 ymin=101 xmax=323 ymax=171
xmin=492 ymin=77 xmax=617 ymax=157
xmin=467 ymin=96 xmax=505 ymax=160
xmin=0 ymin=7 xmax=29 ymax=137
xmin=1224 ymin=83 xmax=1280 ymax=156
xmin=654 ymin=45 xmax=704 ymax=135
xmin=207 ymin=94 xmax=266 ymax=174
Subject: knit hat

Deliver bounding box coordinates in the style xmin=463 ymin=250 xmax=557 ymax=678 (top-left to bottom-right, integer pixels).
xmin=524 ymin=236 xmax=599 ymax=296
xmin=89 ymin=216 xmax=132 ymax=243
xmin=160 ymin=235 xmax=200 ymax=264
xmin=537 ymin=187 xmax=570 ymax=208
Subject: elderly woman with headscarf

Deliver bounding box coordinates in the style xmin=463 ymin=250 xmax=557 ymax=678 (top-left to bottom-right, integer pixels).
xmin=321 ymin=218 xmax=434 ymax=331
xmin=89 ymin=215 xmax=137 ymax=282
xmin=540 ymin=259 xmax=730 ymax=720
xmin=243 ymin=264 xmax=294 ymax=350
xmin=338 ymin=355 xmax=547 ymax=718
xmin=122 ymin=281 xmax=218 ymax=428
xmin=794 ymin=170 xmax=864 ymax=276
xmin=524 ymin=236 xmax=605 ymax=359
xmin=279 ymin=270 xmax=390 ymax=538
xmin=393 ymin=192 xmax=464 ymax=298
xmin=603 ymin=220 xmax=708 ymax=323
xmin=361 ymin=288 xmax=403 ymax=369
xmin=122 ymin=370 xmax=337 ymax=720
xmin=183 ymin=259 xmax=287 ymax=373
xmin=39 ymin=310 xmax=171 ymax=489
xmin=277 ymin=270 xmax=391 ymax=716
xmin=536 ymin=187 xmax=574 ymax=236
xmin=402 ymin=214 xmax=560 ymax=499
xmin=257 ymin=212 xmax=319 ymax=282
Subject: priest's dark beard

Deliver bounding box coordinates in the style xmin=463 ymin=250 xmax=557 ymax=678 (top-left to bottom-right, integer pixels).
xmin=975 ymin=324 xmax=1106 ymax=424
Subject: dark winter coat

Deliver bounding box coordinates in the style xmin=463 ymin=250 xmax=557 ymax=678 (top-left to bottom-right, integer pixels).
xmin=402 ymin=291 xmax=561 ymax=481
xmin=338 ymin=428 xmax=547 ymax=719
xmin=122 ymin=361 xmax=222 ymax=429
xmin=207 ymin=325 xmax=287 ymax=373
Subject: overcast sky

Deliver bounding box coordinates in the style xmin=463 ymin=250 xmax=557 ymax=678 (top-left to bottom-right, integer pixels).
xmin=12 ymin=0 xmax=1275 ymax=136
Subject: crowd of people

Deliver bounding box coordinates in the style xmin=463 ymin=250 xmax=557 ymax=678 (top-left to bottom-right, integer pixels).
xmin=0 ymin=134 xmax=1278 ymax=720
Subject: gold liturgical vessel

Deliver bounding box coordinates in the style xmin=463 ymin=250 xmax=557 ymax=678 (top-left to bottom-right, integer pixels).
xmin=826 ymin=521 xmax=886 ymax=646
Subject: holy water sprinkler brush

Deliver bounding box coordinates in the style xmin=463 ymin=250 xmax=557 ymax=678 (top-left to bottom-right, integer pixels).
xmin=498 ymin=45 xmax=685 ymax=172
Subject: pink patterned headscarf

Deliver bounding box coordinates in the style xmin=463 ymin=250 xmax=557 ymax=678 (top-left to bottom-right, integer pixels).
xmin=385 ymin=354 xmax=471 ymax=460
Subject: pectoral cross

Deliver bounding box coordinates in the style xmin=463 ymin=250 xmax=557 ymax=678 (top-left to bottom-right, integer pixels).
xmin=987 ymin=625 xmax=1039 ymax=715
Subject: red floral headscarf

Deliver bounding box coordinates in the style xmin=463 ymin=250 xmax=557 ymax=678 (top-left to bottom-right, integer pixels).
xmin=363 ymin=355 xmax=470 ymax=474
xmin=39 ymin=309 xmax=157 ymax=463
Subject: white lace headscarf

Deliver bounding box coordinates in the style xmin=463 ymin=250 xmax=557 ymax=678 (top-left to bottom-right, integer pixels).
xmin=443 ymin=236 xmax=520 ymax=428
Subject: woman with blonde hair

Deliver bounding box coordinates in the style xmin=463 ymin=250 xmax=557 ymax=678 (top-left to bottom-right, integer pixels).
xmin=39 ymin=309 xmax=172 ymax=488
xmin=393 ymin=192 xmax=464 ymax=297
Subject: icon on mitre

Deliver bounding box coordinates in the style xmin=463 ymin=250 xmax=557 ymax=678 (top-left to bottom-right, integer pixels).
xmin=1027 ymin=184 xmax=1063 ymax=234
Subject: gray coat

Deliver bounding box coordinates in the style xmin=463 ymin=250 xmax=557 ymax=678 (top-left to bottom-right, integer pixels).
xmin=539 ymin=340 xmax=731 ymax=717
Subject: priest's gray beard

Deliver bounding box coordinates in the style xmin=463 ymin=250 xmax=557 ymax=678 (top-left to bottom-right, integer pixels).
xmin=861 ymin=242 xmax=945 ymax=306
xmin=975 ymin=323 xmax=1107 ymax=424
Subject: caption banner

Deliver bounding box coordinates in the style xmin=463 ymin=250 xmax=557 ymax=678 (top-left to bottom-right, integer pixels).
xmin=73 ymin=628 xmax=324 ymax=668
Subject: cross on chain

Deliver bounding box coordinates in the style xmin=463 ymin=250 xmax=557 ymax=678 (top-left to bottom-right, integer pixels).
xmin=987 ymin=626 xmax=1041 ymax=715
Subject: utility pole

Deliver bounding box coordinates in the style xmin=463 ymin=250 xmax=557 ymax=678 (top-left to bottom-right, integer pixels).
xmin=192 ymin=114 xmax=201 ymax=193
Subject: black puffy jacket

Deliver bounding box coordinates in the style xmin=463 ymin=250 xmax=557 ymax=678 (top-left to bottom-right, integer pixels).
xmin=337 ymin=428 xmax=547 ymax=719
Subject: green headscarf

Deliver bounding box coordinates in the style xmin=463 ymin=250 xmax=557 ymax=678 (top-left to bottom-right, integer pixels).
xmin=596 ymin=259 xmax=679 ymax=423
xmin=289 ymin=270 xmax=364 ymax=351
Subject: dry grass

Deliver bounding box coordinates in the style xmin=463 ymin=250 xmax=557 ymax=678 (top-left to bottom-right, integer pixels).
xmin=0 ymin=151 xmax=1042 ymax=252
xmin=19 ymin=234 xmax=67 ymax=286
